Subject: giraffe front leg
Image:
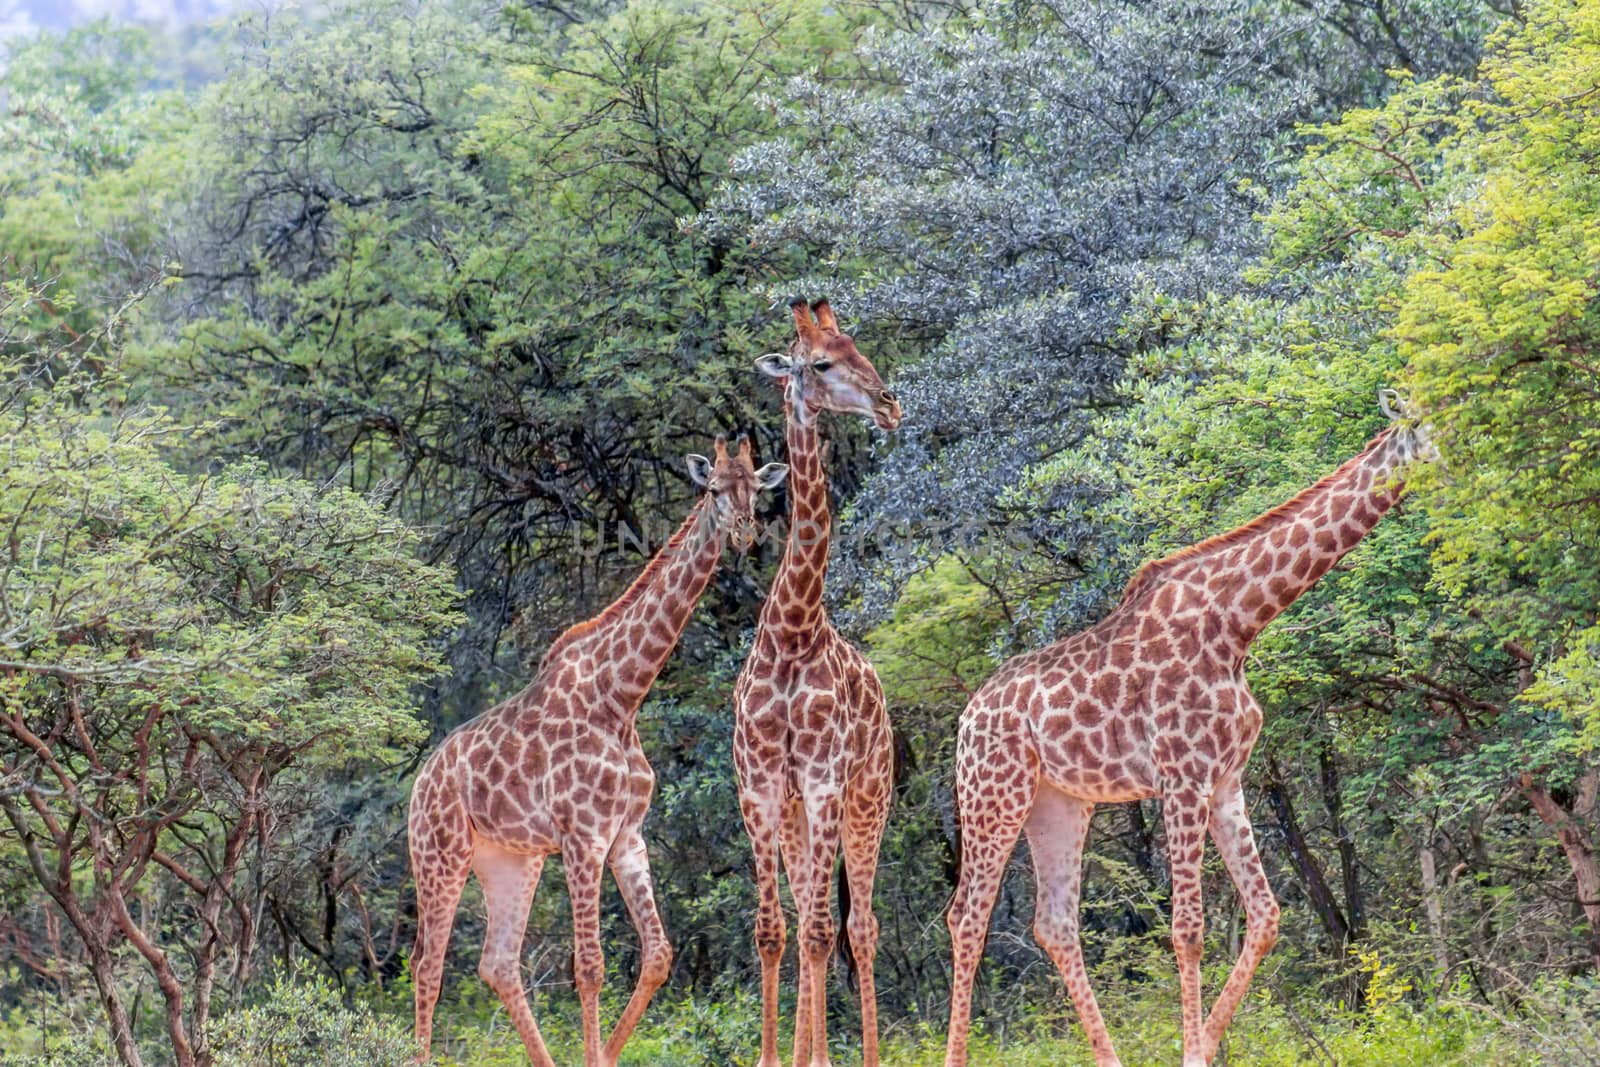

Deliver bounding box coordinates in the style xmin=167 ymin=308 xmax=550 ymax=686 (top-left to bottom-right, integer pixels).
xmin=741 ymin=788 xmax=789 ymax=1067
xmin=1163 ymin=785 xmax=1213 ymax=1067
xmin=1201 ymin=778 xmax=1280 ymax=1062
xmin=1025 ymin=785 xmax=1121 ymax=1067
xmin=564 ymin=838 xmax=610 ymax=1067
xmin=841 ymin=776 xmax=890 ymax=1067
xmin=779 ymin=796 xmax=814 ymax=1067
xmin=602 ymin=828 xmax=672 ymax=1067
xmin=799 ymin=786 xmax=844 ymax=1067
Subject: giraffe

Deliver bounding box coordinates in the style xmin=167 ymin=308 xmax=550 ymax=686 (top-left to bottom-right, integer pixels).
xmin=943 ymin=393 xmax=1436 ymax=1067
xmin=407 ymin=436 xmax=787 ymax=1067
xmin=737 ymin=299 xmax=902 ymax=1067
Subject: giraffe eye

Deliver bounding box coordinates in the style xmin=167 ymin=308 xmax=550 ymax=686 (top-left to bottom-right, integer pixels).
xmin=812 ymin=360 xmax=833 ymax=373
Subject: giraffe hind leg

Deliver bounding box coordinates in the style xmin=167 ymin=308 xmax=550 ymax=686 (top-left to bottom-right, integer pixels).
xmin=944 ymin=744 xmax=1033 ymax=1067
xmin=564 ymin=838 xmax=611 ymax=1067
xmin=409 ymin=782 xmax=472 ymax=1064
xmin=471 ymin=839 xmax=555 ymax=1067
xmin=1025 ymin=784 xmax=1121 ymax=1067
xmin=841 ymin=778 xmax=889 ymax=1067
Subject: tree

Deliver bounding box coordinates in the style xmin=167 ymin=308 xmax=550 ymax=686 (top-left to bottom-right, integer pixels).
xmin=1266 ymin=0 xmax=1600 ymax=973
xmin=0 ymin=277 xmax=459 ymax=1067
xmin=705 ymin=0 xmax=1501 ymax=1019
xmin=0 ymin=21 xmax=192 ymax=319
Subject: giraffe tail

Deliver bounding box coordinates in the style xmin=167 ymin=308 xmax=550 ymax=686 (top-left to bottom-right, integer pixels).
xmin=836 ymin=860 xmax=858 ymax=991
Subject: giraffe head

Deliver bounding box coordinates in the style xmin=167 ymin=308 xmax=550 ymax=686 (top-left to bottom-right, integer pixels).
xmin=754 ymin=298 xmax=902 ymax=431
xmin=1378 ymin=387 xmax=1440 ymax=463
xmin=686 ymin=435 xmax=787 ymax=551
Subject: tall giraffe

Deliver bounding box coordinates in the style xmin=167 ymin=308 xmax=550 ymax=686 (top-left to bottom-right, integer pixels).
xmin=738 ymin=299 xmax=901 ymax=1067
xmin=944 ymin=396 xmax=1436 ymax=1067
xmin=408 ymin=437 xmax=786 ymax=1067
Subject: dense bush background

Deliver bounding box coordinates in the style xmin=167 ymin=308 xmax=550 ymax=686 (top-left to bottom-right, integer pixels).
xmin=4 ymin=0 xmax=1600 ymax=1064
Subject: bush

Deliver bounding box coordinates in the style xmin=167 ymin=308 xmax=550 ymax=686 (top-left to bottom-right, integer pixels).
xmin=207 ymin=970 xmax=414 ymax=1067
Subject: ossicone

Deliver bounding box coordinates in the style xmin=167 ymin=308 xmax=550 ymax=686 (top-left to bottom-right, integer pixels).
xmin=791 ymin=298 xmax=821 ymax=341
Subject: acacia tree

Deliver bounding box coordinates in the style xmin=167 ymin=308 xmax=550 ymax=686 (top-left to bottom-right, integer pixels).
xmin=107 ymin=0 xmax=906 ymax=992
xmin=0 ymin=280 xmax=459 ymax=1067
xmin=0 ymin=22 xmax=190 ymax=322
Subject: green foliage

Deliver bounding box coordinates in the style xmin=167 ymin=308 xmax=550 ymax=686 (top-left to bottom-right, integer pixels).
xmin=1256 ymin=0 xmax=1600 ymax=742
xmin=410 ymin=977 xmax=1531 ymax=1066
xmin=0 ymin=22 xmax=195 ymax=316
xmin=0 ymin=274 xmax=460 ymax=1063
xmin=867 ymin=554 xmax=1019 ymax=707
xmin=1396 ymin=4 xmax=1600 ymax=743
xmin=1067 ymin=0 xmax=1600 ymax=1013
xmin=4 ymin=2 xmax=1600 ymax=1065
xmin=206 ymin=968 xmax=414 ymax=1067
xmin=133 ymin=0 xmax=893 ymax=716
xmin=0 ymin=328 xmax=458 ymax=761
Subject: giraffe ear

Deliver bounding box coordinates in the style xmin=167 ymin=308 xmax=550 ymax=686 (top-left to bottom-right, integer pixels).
xmin=755 ymin=352 xmax=793 ymax=379
xmin=686 ymin=454 xmax=713 ymax=487
xmin=754 ymin=462 xmax=788 ymax=489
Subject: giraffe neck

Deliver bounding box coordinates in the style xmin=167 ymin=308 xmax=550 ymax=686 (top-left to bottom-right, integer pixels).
xmin=760 ymin=401 xmax=830 ymax=646
xmin=1206 ymin=426 xmax=1412 ymax=648
xmin=544 ymin=495 xmax=723 ymax=713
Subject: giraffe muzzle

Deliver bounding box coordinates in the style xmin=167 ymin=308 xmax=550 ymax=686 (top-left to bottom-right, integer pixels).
xmin=873 ymin=391 xmax=902 ymax=431
xmin=731 ymin=516 xmax=759 ymax=553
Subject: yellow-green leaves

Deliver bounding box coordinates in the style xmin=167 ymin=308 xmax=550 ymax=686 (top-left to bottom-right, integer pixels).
xmin=1384 ymin=0 xmax=1600 ymax=733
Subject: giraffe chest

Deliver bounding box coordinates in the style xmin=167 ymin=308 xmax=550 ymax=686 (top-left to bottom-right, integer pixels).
xmin=733 ymin=643 xmax=887 ymax=791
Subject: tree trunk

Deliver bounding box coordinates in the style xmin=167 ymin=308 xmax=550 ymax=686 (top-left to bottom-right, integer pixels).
xmin=1520 ymin=770 xmax=1600 ymax=973
xmin=1263 ymin=761 xmax=1366 ymax=1005
xmin=87 ymin=935 xmax=145 ymax=1067
xmin=106 ymin=884 xmax=197 ymax=1067
xmin=1264 ymin=767 xmax=1351 ymax=949
xmin=1321 ymin=749 xmax=1366 ymax=944
xmin=1417 ymin=827 xmax=1450 ymax=978
xmin=0 ymin=797 xmax=144 ymax=1067
xmin=1320 ymin=747 xmax=1369 ymax=1007
xmin=192 ymin=802 xmax=258 ymax=1067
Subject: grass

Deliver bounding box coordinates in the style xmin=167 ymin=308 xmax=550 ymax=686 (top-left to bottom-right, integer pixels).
xmin=421 ymin=983 xmax=1529 ymax=1067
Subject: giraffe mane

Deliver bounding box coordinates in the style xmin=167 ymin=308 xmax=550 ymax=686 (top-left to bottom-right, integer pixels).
xmin=1116 ymin=425 xmax=1396 ymax=606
